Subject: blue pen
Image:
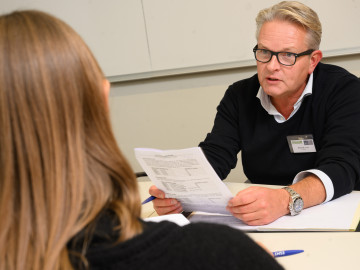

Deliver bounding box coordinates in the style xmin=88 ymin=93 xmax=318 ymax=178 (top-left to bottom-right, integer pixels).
xmin=272 ymin=249 xmax=304 ymax=257
xmin=142 ymin=195 xmax=156 ymax=205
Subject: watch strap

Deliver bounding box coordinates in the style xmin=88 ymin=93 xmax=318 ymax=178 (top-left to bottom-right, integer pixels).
xmin=283 ymin=186 xmax=298 ymax=198
xmin=283 ymin=186 xmax=303 ymax=216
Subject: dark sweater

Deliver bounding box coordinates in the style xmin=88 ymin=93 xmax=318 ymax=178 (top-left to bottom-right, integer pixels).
xmin=69 ymin=213 xmax=284 ymax=270
xmin=199 ymin=63 xmax=360 ymax=199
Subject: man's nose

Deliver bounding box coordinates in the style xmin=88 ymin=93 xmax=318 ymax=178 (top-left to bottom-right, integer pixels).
xmin=266 ymin=54 xmax=281 ymax=70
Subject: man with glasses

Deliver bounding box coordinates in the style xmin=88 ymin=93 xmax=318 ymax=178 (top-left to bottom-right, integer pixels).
xmin=149 ymin=1 xmax=360 ymax=225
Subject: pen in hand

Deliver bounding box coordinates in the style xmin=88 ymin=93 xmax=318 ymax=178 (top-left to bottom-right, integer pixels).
xmin=272 ymin=249 xmax=304 ymax=257
xmin=142 ymin=195 xmax=156 ymax=205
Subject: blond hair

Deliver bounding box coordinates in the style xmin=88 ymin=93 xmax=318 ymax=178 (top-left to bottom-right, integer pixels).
xmin=255 ymin=1 xmax=322 ymax=49
xmin=0 ymin=10 xmax=142 ymax=270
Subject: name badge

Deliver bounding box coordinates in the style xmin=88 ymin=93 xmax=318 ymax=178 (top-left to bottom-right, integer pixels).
xmin=287 ymin=134 xmax=316 ymax=153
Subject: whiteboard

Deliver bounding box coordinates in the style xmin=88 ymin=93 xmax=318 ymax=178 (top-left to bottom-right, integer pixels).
xmin=2 ymin=0 xmax=360 ymax=81
xmin=0 ymin=0 xmax=151 ymax=78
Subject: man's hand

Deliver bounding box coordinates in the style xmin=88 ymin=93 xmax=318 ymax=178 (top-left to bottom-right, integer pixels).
xmin=226 ymin=175 xmax=326 ymax=225
xmin=149 ymin=185 xmax=183 ymax=215
xmin=226 ymin=186 xmax=289 ymax=225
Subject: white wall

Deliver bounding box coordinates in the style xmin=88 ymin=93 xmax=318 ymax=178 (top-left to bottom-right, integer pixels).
xmin=3 ymin=0 xmax=360 ymax=80
xmin=109 ymin=54 xmax=360 ymax=182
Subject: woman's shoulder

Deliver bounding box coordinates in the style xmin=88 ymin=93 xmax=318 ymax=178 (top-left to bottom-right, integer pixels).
xmin=145 ymin=221 xmax=284 ymax=270
xmin=75 ymin=219 xmax=284 ymax=270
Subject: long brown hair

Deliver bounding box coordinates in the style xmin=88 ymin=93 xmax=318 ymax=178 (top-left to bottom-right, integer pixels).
xmin=0 ymin=10 xmax=142 ymax=270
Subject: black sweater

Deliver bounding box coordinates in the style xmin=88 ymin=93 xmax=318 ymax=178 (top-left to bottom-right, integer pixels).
xmin=69 ymin=213 xmax=284 ymax=270
xmin=199 ymin=63 xmax=360 ymax=199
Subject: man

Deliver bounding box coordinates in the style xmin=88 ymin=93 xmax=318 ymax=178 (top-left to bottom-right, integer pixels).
xmin=149 ymin=1 xmax=360 ymax=225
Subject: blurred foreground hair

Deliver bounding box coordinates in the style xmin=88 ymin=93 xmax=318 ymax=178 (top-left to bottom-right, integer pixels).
xmin=0 ymin=10 xmax=142 ymax=270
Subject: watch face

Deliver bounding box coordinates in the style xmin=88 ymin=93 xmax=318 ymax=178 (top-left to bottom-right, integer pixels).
xmin=294 ymin=198 xmax=304 ymax=213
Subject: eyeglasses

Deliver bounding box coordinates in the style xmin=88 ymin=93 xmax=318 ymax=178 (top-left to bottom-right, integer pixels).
xmin=253 ymin=45 xmax=314 ymax=66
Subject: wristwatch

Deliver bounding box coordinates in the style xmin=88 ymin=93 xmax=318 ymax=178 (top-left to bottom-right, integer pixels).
xmin=283 ymin=187 xmax=304 ymax=216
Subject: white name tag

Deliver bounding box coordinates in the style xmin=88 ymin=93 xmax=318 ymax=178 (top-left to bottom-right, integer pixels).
xmin=287 ymin=135 xmax=316 ymax=153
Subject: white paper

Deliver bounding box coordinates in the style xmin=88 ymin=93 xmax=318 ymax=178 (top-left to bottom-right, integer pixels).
xmin=189 ymin=192 xmax=360 ymax=231
xmin=135 ymin=147 xmax=233 ymax=214
xmin=145 ymin=213 xmax=190 ymax=226
xmin=188 ymin=211 xmax=252 ymax=229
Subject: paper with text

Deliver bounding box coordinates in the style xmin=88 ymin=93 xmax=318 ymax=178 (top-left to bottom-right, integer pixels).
xmin=135 ymin=147 xmax=233 ymax=214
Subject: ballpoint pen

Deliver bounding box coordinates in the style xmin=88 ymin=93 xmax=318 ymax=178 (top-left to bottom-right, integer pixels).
xmin=142 ymin=195 xmax=156 ymax=205
xmin=272 ymin=249 xmax=304 ymax=257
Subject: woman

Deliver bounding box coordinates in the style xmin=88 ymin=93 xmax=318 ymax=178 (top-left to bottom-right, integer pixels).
xmin=0 ymin=10 xmax=283 ymax=270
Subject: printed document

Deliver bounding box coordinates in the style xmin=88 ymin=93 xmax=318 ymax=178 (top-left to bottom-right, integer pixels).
xmin=135 ymin=147 xmax=233 ymax=214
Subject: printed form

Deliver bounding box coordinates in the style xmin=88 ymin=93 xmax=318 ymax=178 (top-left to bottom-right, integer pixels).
xmin=135 ymin=147 xmax=233 ymax=214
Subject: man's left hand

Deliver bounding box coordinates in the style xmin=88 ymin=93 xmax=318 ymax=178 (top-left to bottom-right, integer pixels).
xmin=226 ymin=186 xmax=289 ymax=225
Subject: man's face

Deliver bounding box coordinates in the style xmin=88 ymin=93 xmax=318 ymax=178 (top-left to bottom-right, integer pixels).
xmin=256 ymin=20 xmax=316 ymax=102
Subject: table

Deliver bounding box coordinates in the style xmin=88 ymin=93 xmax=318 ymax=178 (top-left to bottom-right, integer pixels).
xmin=249 ymin=231 xmax=360 ymax=269
xmin=138 ymin=180 xmax=360 ymax=270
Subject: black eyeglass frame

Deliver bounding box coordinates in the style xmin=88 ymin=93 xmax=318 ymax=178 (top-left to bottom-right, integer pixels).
xmin=252 ymin=45 xmax=315 ymax=66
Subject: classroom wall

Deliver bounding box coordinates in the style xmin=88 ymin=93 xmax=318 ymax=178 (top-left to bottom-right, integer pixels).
xmin=3 ymin=0 xmax=360 ymax=80
xmin=109 ymin=54 xmax=360 ymax=182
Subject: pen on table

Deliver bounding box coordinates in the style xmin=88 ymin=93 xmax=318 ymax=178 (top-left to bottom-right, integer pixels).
xmin=272 ymin=249 xmax=304 ymax=258
xmin=142 ymin=195 xmax=156 ymax=205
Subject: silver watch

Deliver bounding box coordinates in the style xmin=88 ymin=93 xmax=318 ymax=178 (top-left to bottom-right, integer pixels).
xmin=283 ymin=187 xmax=304 ymax=216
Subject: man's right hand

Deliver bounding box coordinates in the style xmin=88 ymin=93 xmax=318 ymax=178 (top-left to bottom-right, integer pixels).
xmin=149 ymin=185 xmax=183 ymax=215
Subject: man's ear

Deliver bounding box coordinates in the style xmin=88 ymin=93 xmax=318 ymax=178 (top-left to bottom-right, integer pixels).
xmin=308 ymin=50 xmax=323 ymax=74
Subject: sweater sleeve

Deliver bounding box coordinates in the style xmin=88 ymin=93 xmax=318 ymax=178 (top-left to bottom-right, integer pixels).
xmin=312 ymin=66 xmax=360 ymax=198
